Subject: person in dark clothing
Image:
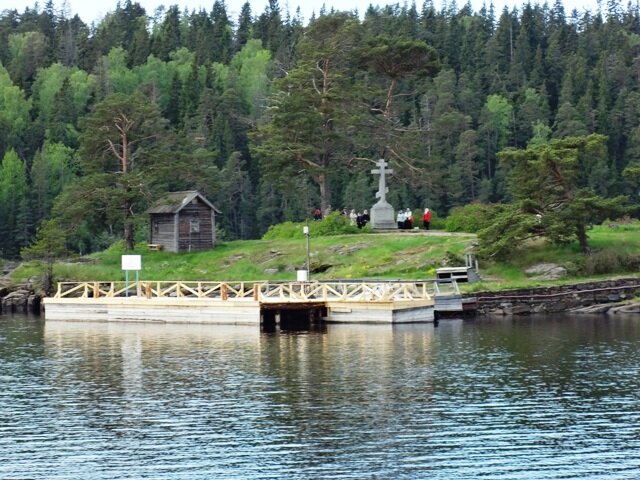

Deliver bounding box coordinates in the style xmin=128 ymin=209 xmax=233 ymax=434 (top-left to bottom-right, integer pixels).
xmin=397 ymin=210 xmax=405 ymax=229
xmin=403 ymin=209 xmax=412 ymax=230
xmin=313 ymin=208 xmax=322 ymax=221
xmin=362 ymin=209 xmax=370 ymax=227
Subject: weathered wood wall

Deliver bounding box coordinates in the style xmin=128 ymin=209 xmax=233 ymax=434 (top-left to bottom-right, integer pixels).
xmin=177 ymin=201 xmax=215 ymax=252
xmin=150 ymin=213 xmax=178 ymax=252
xmin=149 ymin=199 xmax=217 ymax=253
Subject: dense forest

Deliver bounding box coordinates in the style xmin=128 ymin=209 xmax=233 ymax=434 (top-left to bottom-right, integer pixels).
xmin=0 ymin=0 xmax=639 ymax=257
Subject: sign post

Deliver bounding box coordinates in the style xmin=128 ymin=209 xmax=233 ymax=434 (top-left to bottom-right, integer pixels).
xmin=122 ymin=255 xmax=142 ymax=297
xmin=303 ymin=225 xmax=310 ymax=281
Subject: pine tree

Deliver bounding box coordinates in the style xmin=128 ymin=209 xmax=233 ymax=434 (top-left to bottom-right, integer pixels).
xmin=234 ymin=3 xmax=253 ymax=52
xmin=150 ymin=5 xmax=182 ymax=61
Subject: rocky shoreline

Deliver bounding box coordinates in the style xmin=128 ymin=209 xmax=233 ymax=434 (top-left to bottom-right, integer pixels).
xmin=469 ymin=278 xmax=640 ymax=316
xmin=0 ymin=262 xmax=42 ymax=315
xmin=0 ymin=281 xmax=42 ymax=315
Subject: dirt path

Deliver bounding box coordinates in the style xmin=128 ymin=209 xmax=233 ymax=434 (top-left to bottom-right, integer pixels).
xmin=371 ymin=229 xmax=476 ymax=238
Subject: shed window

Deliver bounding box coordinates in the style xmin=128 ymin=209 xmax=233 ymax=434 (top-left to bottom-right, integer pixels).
xmin=190 ymin=219 xmax=200 ymax=233
xmin=153 ymin=221 xmax=159 ymax=233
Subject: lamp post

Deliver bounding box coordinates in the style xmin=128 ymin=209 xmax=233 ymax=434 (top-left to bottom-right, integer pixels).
xmin=303 ymin=225 xmax=310 ymax=281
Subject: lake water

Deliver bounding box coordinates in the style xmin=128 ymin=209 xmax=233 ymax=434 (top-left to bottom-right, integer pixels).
xmin=1 ymin=314 xmax=640 ymax=479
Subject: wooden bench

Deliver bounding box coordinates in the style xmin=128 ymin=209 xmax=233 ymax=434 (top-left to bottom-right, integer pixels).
xmin=436 ymin=267 xmax=470 ymax=283
xmin=147 ymin=244 xmax=163 ymax=251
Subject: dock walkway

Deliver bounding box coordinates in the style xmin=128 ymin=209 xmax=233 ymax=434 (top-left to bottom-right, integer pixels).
xmin=44 ymin=280 xmax=462 ymax=325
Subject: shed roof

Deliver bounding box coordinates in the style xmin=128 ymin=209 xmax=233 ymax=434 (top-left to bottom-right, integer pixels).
xmin=148 ymin=191 xmax=221 ymax=214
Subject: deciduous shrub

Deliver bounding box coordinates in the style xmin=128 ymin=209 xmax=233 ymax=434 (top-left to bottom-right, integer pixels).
xmin=581 ymin=248 xmax=640 ymax=275
xmin=445 ymin=203 xmax=504 ymax=233
xmin=262 ymin=212 xmax=361 ymax=240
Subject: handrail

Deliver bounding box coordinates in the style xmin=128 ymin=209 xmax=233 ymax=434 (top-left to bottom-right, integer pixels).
xmin=54 ymin=280 xmax=434 ymax=303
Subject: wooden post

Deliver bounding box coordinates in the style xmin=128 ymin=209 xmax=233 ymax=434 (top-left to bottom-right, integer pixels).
xmin=253 ymin=284 xmax=259 ymax=301
xmin=93 ymin=282 xmax=99 ymax=298
xmin=145 ymin=282 xmax=152 ymax=299
xmin=221 ymin=283 xmax=228 ymax=301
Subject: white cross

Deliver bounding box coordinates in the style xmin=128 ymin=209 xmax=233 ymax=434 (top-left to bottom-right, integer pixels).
xmin=371 ymin=159 xmax=393 ymax=203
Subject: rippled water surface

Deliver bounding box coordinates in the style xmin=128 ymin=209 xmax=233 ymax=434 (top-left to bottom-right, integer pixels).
xmin=2 ymin=314 xmax=640 ymax=479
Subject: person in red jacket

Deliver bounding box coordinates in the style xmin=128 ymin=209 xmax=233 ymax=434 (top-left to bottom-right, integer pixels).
xmin=422 ymin=208 xmax=432 ymax=230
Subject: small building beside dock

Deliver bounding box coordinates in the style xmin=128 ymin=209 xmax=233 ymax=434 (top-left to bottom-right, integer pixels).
xmin=148 ymin=191 xmax=220 ymax=252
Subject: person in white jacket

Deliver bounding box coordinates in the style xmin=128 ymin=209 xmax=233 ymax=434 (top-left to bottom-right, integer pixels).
xmin=349 ymin=209 xmax=357 ymax=226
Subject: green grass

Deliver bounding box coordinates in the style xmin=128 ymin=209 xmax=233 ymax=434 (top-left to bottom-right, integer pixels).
xmin=9 ymin=221 xmax=640 ymax=291
xmin=460 ymin=221 xmax=640 ymax=291
xmin=11 ymin=231 xmax=474 ymax=284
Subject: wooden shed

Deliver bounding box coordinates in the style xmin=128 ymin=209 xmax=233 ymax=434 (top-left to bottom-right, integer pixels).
xmin=148 ymin=191 xmax=221 ymax=252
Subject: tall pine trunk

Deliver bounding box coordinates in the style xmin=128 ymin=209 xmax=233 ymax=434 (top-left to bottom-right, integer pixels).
xmin=576 ymin=224 xmax=589 ymax=254
xmin=124 ymin=182 xmax=134 ymax=250
xmin=318 ymin=172 xmax=330 ymax=215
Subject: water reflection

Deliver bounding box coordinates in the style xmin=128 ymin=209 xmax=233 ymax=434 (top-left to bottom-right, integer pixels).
xmin=1 ymin=314 xmax=640 ymax=479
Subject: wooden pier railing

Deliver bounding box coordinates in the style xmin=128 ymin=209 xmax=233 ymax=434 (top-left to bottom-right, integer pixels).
xmin=54 ymin=280 xmax=438 ymax=303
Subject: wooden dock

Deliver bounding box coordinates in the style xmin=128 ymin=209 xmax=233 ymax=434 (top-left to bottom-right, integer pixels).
xmin=44 ymin=280 xmax=443 ymax=325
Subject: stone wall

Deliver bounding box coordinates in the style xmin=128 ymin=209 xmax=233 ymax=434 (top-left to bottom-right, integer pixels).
xmin=467 ymin=278 xmax=640 ymax=316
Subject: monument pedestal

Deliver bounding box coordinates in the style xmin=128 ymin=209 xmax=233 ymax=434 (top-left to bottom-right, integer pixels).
xmin=370 ymin=201 xmax=397 ymax=230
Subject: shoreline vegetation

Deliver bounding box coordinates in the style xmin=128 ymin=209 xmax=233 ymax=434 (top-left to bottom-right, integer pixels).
xmin=4 ymin=217 xmax=640 ymax=297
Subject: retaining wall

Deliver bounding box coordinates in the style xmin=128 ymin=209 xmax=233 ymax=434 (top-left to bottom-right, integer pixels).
xmin=467 ymin=278 xmax=640 ymax=315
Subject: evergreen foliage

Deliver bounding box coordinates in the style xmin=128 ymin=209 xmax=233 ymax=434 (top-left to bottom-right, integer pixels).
xmin=480 ymin=135 xmax=628 ymax=258
xmin=0 ymin=1 xmax=636 ymax=258
xmin=20 ymin=219 xmax=67 ymax=293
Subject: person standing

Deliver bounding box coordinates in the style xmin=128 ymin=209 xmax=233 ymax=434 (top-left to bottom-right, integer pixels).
xmin=403 ymin=208 xmax=412 ymax=230
xmin=423 ymin=208 xmax=432 ymax=230
xmin=397 ymin=209 xmax=405 ymax=229
xmin=349 ymin=209 xmax=357 ymax=226
xmin=362 ymin=209 xmax=370 ymax=227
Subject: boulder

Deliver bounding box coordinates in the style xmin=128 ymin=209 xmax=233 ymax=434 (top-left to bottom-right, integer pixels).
xmin=0 ymin=284 xmax=40 ymax=314
xmin=28 ymin=294 xmax=41 ymax=312
xmin=1 ymin=261 xmax=19 ymax=275
xmin=608 ymin=303 xmax=640 ymax=314
xmin=570 ymin=304 xmax=613 ymax=314
xmin=524 ymin=263 xmax=568 ymax=280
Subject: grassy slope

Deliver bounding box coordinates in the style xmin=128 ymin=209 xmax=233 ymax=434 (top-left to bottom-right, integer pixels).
xmin=14 ymin=231 xmax=474 ymax=283
xmin=468 ymin=221 xmax=640 ymax=291
xmin=11 ymin=222 xmax=640 ymax=290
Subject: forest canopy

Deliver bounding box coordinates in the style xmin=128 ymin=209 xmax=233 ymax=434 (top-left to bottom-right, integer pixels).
xmin=0 ymin=0 xmax=638 ymax=257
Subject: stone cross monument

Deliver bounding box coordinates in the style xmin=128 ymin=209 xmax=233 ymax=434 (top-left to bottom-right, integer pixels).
xmin=370 ymin=159 xmax=397 ymax=229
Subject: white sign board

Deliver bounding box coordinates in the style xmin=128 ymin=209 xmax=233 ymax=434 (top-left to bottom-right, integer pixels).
xmin=122 ymin=255 xmax=142 ymax=271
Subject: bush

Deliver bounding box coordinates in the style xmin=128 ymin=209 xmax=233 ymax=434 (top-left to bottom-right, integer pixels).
xmin=582 ymin=248 xmax=640 ymax=275
xmin=262 ymin=211 xmax=361 ymax=240
xmin=445 ymin=203 xmax=503 ymax=233
xmin=261 ymin=221 xmax=303 ymax=240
